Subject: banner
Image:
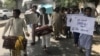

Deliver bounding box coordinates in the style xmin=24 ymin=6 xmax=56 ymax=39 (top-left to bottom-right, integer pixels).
xmin=71 ymin=15 xmax=95 ymax=35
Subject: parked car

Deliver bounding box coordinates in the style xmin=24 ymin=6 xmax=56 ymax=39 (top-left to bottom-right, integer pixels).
xmin=0 ymin=9 xmax=13 ymax=20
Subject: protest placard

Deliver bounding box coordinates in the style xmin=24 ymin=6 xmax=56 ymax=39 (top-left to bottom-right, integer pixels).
xmin=66 ymin=14 xmax=72 ymax=27
xmin=66 ymin=14 xmax=83 ymax=27
xmin=71 ymin=15 xmax=95 ymax=35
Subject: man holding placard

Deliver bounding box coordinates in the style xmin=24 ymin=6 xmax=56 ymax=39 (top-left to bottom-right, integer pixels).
xmin=70 ymin=7 xmax=95 ymax=56
xmin=72 ymin=8 xmax=81 ymax=47
xmin=78 ymin=7 xmax=95 ymax=56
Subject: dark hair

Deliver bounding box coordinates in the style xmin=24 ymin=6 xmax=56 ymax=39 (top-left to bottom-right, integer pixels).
xmin=54 ymin=7 xmax=60 ymax=12
xmin=64 ymin=8 xmax=70 ymax=14
xmin=73 ymin=8 xmax=80 ymax=13
xmin=40 ymin=7 xmax=46 ymax=12
xmin=32 ymin=5 xmax=37 ymax=9
xmin=13 ymin=9 xmax=21 ymax=15
xmin=81 ymin=8 xmax=84 ymax=12
xmin=61 ymin=7 xmax=65 ymax=12
xmin=84 ymin=7 xmax=92 ymax=12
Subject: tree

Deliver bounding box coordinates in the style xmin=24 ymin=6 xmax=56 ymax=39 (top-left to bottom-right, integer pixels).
xmin=55 ymin=0 xmax=81 ymax=7
xmin=0 ymin=0 xmax=2 ymax=8
xmin=4 ymin=0 xmax=16 ymax=9
xmin=14 ymin=0 xmax=18 ymax=8
xmin=58 ymin=0 xmax=98 ymax=7
xmin=4 ymin=0 xmax=23 ymax=9
xmin=14 ymin=0 xmax=23 ymax=9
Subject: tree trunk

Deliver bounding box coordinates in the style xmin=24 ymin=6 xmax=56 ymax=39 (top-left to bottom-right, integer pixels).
xmin=14 ymin=0 xmax=18 ymax=9
xmin=96 ymin=0 xmax=100 ymax=14
xmin=0 ymin=1 xmax=2 ymax=8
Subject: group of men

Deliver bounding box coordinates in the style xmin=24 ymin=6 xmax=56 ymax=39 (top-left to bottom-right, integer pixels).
xmin=2 ymin=4 xmax=95 ymax=56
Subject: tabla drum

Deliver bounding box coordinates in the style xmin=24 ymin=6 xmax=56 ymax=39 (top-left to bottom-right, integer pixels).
xmin=35 ymin=25 xmax=53 ymax=36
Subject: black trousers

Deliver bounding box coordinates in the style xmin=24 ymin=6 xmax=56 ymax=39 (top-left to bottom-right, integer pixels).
xmin=66 ymin=27 xmax=72 ymax=38
xmin=73 ymin=32 xmax=80 ymax=45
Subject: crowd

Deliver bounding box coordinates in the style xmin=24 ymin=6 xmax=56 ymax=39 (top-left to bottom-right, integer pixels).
xmin=2 ymin=4 xmax=96 ymax=56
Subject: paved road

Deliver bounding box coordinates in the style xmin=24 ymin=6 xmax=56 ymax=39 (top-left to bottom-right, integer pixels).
xmin=0 ymin=13 xmax=24 ymax=27
xmin=0 ymin=26 xmax=100 ymax=56
xmin=0 ymin=19 xmax=8 ymax=27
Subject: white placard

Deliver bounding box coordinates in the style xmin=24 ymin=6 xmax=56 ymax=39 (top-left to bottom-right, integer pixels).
xmin=66 ymin=14 xmax=83 ymax=27
xmin=66 ymin=14 xmax=72 ymax=27
xmin=71 ymin=15 xmax=95 ymax=35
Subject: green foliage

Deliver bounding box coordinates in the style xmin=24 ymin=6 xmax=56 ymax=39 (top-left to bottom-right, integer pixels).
xmin=88 ymin=0 xmax=99 ymax=7
xmin=55 ymin=0 xmax=82 ymax=7
xmin=4 ymin=0 xmax=16 ymax=9
xmin=0 ymin=1 xmax=2 ymax=8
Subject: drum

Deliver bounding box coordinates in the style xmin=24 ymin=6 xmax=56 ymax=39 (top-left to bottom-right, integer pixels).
xmin=35 ymin=25 xmax=52 ymax=36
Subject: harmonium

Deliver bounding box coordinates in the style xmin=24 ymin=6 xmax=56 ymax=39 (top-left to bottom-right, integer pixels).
xmin=35 ymin=25 xmax=53 ymax=36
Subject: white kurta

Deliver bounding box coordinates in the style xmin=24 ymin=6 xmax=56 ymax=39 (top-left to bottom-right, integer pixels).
xmin=25 ymin=10 xmax=39 ymax=24
xmin=41 ymin=14 xmax=51 ymax=47
xmin=79 ymin=34 xmax=93 ymax=49
xmin=3 ymin=18 xmax=28 ymax=36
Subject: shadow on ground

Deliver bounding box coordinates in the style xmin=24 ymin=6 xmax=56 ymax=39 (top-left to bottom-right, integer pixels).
xmin=27 ymin=35 xmax=100 ymax=56
xmin=27 ymin=37 xmax=85 ymax=56
xmin=1 ymin=35 xmax=100 ymax=56
xmin=93 ymin=35 xmax=100 ymax=45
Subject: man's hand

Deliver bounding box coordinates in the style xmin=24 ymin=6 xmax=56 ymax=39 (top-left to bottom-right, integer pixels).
xmin=26 ymin=32 xmax=30 ymax=37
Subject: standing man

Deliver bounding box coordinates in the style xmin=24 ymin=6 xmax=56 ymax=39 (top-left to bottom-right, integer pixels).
xmin=79 ymin=7 xmax=94 ymax=56
xmin=39 ymin=7 xmax=51 ymax=51
xmin=25 ymin=5 xmax=40 ymax=45
xmin=52 ymin=7 xmax=62 ymax=40
xmin=59 ymin=7 xmax=66 ymax=35
xmin=2 ymin=9 xmax=29 ymax=56
xmin=73 ymin=8 xmax=80 ymax=47
xmin=66 ymin=8 xmax=72 ymax=38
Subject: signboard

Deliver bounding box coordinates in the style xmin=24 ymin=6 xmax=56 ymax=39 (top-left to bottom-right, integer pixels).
xmin=71 ymin=15 xmax=95 ymax=35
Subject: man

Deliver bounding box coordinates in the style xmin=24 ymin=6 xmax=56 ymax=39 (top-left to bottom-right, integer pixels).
xmin=25 ymin=5 xmax=40 ymax=45
xmin=59 ymin=7 xmax=66 ymax=35
xmin=66 ymin=8 xmax=72 ymax=38
xmin=52 ymin=7 xmax=62 ymax=40
xmin=79 ymin=7 xmax=94 ymax=56
xmin=73 ymin=8 xmax=80 ymax=47
xmin=2 ymin=9 xmax=29 ymax=56
xmin=39 ymin=7 xmax=51 ymax=51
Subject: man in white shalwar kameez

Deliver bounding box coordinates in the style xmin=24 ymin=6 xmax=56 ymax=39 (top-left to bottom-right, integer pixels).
xmin=39 ymin=7 xmax=51 ymax=51
xmin=25 ymin=5 xmax=40 ymax=45
xmin=2 ymin=9 xmax=29 ymax=56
